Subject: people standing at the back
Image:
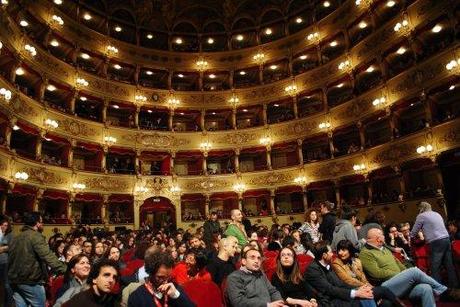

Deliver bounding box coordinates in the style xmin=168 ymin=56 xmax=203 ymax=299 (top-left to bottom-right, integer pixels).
xmin=318 ymin=201 xmax=337 ymax=244
xmin=202 ymin=212 xmax=220 ymax=248
xmin=299 ymin=208 xmax=321 ymax=243
xmin=224 ymin=209 xmax=248 ymax=250
xmin=331 ymin=206 xmax=363 ymax=251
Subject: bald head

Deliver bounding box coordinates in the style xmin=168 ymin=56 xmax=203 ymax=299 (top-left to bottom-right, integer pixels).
xmin=219 ymin=236 xmax=238 ymax=257
xmin=367 ymin=228 xmax=384 ymax=247
xmin=230 ymin=209 xmax=243 ymax=223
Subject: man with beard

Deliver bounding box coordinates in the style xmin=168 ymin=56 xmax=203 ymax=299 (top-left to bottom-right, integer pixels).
xmin=8 ymin=212 xmax=66 ymax=307
xmin=128 ymin=251 xmax=195 ymax=307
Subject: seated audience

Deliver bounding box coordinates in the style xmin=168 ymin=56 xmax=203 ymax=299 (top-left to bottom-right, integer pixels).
xmin=62 ymin=259 xmax=119 ymax=307
xmin=171 ymin=250 xmax=211 ymax=285
xmin=271 ymin=247 xmax=318 ymax=306
xmin=207 ymin=236 xmax=237 ymax=285
xmin=332 ymin=240 xmax=403 ymax=306
xmin=268 ymin=229 xmax=284 ymax=251
xmin=127 ymin=251 xmax=195 ymax=307
xmin=447 ymin=220 xmax=460 ymax=241
xmin=54 ymin=254 xmax=91 ymax=306
xmin=360 ymin=228 xmax=460 ymax=306
xmin=304 ymin=241 xmax=377 ymax=307
xmin=227 ymin=248 xmax=287 ymax=307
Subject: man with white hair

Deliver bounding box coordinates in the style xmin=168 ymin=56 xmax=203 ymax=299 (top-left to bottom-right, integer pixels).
xmin=411 ymin=201 xmax=458 ymax=287
xmin=360 ymin=228 xmax=460 ymax=306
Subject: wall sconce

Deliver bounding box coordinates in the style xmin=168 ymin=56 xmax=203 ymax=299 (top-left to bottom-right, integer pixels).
xmin=135 ymin=94 xmax=147 ymax=102
xmin=446 ymin=59 xmax=460 ymax=71
xmin=253 ymin=52 xmax=265 ymax=64
xmin=170 ymin=185 xmax=181 ymax=194
xmin=73 ymin=183 xmax=86 ymax=190
xmin=318 ymin=122 xmax=331 ymax=129
xmin=44 ymin=118 xmax=59 ymax=130
xmin=167 ymin=96 xmax=180 ymax=108
xmin=196 ymin=59 xmax=208 ymax=71
xmin=416 ymin=144 xmax=433 ymax=154
xmin=200 ymin=141 xmax=212 ymax=152
xmin=294 ymin=176 xmax=307 ymax=185
xmin=355 ymin=0 xmax=373 ymax=7
xmin=233 ymin=182 xmax=246 ymax=193
xmin=15 ymin=171 xmax=29 ymax=180
xmin=393 ymin=19 xmax=409 ymax=32
xmin=228 ymin=95 xmax=239 ymax=106
xmin=1 ymin=0 xmax=8 ymax=6
xmin=259 ymin=136 xmax=272 ymax=146
xmin=106 ymin=45 xmax=118 ymax=55
xmin=104 ymin=136 xmax=117 ymax=145
xmin=284 ymin=84 xmax=297 ymax=96
xmin=372 ymin=96 xmax=386 ymax=106
xmin=51 ymin=15 xmax=64 ymax=26
xmin=338 ymin=60 xmax=352 ymax=72
xmin=307 ymin=32 xmax=320 ymax=42
xmin=24 ymin=44 xmax=37 ymax=56
xmin=353 ymin=163 xmax=366 ymax=171
xmin=76 ymin=78 xmax=89 ymax=87
xmin=0 ymin=87 xmax=12 ymax=101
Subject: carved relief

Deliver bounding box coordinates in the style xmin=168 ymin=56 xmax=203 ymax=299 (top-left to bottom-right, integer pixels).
xmin=372 ymin=143 xmax=415 ymax=165
xmin=184 ymin=178 xmax=230 ymax=191
xmin=313 ymin=161 xmax=351 ymax=178
xmin=84 ymin=177 xmax=129 ymax=191
xmin=25 ymin=167 xmax=66 ymax=185
xmin=36 ymin=54 xmax=69 ymax=79
xmin=90 ymin=79 xmax=130 ymax=98
xmin=217 ymin=132 xmax=257 ymax=145
xmin=438 ymin=129 xmax=459 ymax=145
xmin=145 ymin=177 xmax=169 ymax=194
xmin=10 ymin=97 xmax=38 ymax=118
xmin=60 ymin=119 xmax=97 ymax=137
xmin=249 ymin=172 xmax=294 ymax=186
xmin=123 ymin=133 xmax=190 ymax=147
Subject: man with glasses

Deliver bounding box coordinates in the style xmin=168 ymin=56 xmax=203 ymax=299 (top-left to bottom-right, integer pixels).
xmin=8 ymin=212 xmax=66 ymax=307
xmin=128 ymin=250 xmax=195 ymax=307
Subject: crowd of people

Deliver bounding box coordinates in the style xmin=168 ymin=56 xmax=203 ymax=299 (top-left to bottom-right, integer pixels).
xmin=0 ymin=200 xmax=459 ymax=307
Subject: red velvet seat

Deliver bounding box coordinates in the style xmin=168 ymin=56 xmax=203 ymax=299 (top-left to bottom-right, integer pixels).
xmin=412 ymin=244 xmax=430 ymax=273
xmin=183 ymin=280 xmax=223 ymax=307
xmin=48 ymin=275 xmax=64 ymax=305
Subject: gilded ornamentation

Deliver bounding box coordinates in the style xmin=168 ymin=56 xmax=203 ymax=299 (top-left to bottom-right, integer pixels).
xmin=249 ymin=172 xmax=294 ymax=186
xmin=10 ymin=97 xmax=38 ymax=118
xmin=125 ymin=133 xmax=189 ymax=147
xmin=84 ymin=177 xmax=129 ymax=191
xmin=275 ymin=121 xmax=317 ymax=137
xmin=90 ymin=80 xmax=129 ymax=98
xmin=313 ymin=161 xmax=351 ymax=178
xmin=371 ymin=143 xmax=415 ymax=164
xmin=438 ymin=129 xmax=459 ymax=145
xmin=145 ymin=177 xmax=169 ymax=194
xmin=36 ymin=54 xmax=69 ymax=79
xmin=218 ymin=132 xmax=257 ymax=145
xmin=25 ymin=167 xmax=65 ymax=185
xmin=60 ymin=119 xmax=96 ymax=137
xmin=184 ymin=178 xmax=230 ymax=191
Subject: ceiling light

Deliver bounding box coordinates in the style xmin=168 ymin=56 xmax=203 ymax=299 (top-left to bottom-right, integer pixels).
xmin=19 ymin=20 xmax=29 ymax=27
xmin=113 ymin=105 xmax=119 ymax=109
xmin=211 ymin=112 xmax=216 ymax=115
xmin=337 ymin=83 xmax=344 ymax=88
xmin=12 ymin=125 xmax=20 ymax=130
xmin=307 ymin=32 xmax=319 ymax=41
xmin=44 ymin=118 xmax=59 ymax=129
xmin=319 ymin=122 xmax=331 ymax=129
xmin=46 ymin=84 xmax=56 ymax=91
xmin=50 ymin=39 xmax=59 ymax=47
xmin=449 ymin=85 xmax=455 ymax=90
xmin=239 ymin=71 xmax=246 ymax=75
xmin=431 ymin=24 xmax=442 ymax=33
xmin=210 ymin=86 xmax=215 ymax=90
xmin=114 ymin=26 xmax=122 ymax=32
xmin=209 ymin=74 xmax=216 ymax=79
xmin=329 ymin=41 xmax=338 ymax=47
xmin=15 ymin=171 xmax=29 ymax=180
xmin=80 ymin=96 xmax=87 ymax=101
xmin=146 ymin=70 xmax=153 ymax=75
xmin=177 ymin=74 xmax=184 ymax=78
xmin=242 ymin=109 xmax=248 ymax=112
xmin=396 ymin=47 xmax=406 ymax=55
xmin=147 ymin=109 xmax=153 ymax=113
xmin=81 ymin=53 xmax=90 ymax=59
xmin=299 ymin=55 xmax=307 ymax=60
xmin=269 ymin=65 xmax=278 ymax=70
xmin=106 ymin=45 xmax=118 ymax=54
xmin=135 ymin=95 xmax=147 ymax=102
xmin=179 ymin=112 xmax=184 ymax=115
xmin=236 ymin=34 xmax=244 ymax=41
xmin=296 ymin=17 xmax=303 ymax=24
xmin=366 ymin=66 xmax=375 ymax=73
xmin=265 ymin=28 xmax=272 ymax=35
xmin=147 ymin=34 xmax=153 ymax=39
xmin=15 ymin=67 xmax=25 ymax=75
xmin=273 ymin=104 xmax=279 ymax=107
xmin=386 ymin=0 xmax=396 ymax=7
xmin=372 ymin=97 xmax=386 ymax=106
xmin=0 ymin=88 xmax=12 ymax=101
xmin=24 ymin=44 xmax=37 ymax=56
xmin=175 ymin=38 xmax=183 ymax=44
xmin=52 ymin=15 xmax=64 ymax=25
xmin=83 ymin=13 xmax=92 ymax=21
xmin=253 ymin=53 xmax=265 ymax=63
xmin=76 ymin=78 xmax=89 ymax=87
xmin=358 ymin=21 xmax=367 ymax=29
xmin=113 ymin=64 xmax=121 ymax=70
xmin=207 ymin=38 xmax=214 ymax=44
xmin=323 ymin=1 xmax=330 ymax=7
xmin=54 ymin=0 xmax=62 ymax=4
xmin=353 ymin=164 xmax=366 ymax=171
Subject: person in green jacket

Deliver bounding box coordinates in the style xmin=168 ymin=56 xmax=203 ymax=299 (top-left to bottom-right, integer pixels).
xmin=224 ymin=209 xmax=248 ymax=250
xmin=8 ymin=211 xmax=67 ymax=307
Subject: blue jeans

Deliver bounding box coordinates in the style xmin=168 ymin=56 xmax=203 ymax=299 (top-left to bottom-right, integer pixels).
xmin=0 ymin=262 xmax=13 ymax=306
xmin=11 ymin=284 xmax=46 ymax=307
xmin=430 ymin=237 xmax=459 ymax=288
xmin=359 ymin=299 xmax=377 ymax=307
xmin=382 ymin=267 xmax=447 ymax=307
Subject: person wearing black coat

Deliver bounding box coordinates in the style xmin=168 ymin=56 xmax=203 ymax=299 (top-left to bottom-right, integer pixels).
xmin=318 ymin=201 xmax=337 ymax=243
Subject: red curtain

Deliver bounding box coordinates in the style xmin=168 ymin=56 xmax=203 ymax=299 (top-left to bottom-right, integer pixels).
xmin=182 ymin=194 xmax=205 ymax=202
xmin=243 ymin=189 xmax=269 ymax=198
xmin=241 ymin=147 xmax=266 ymax=154
xmin=77 ymin=142 xmax=102 ymax=152
xmin=75 ymin=193 xmax=102 ymax=202
xmin=210 ymin=192 xmax=237 ymax=201
xmin=161 ymin=157 xmax=171 ymax=175
xmin=276 ymin=186 xmax=302 ymax=194
xmin=12 ymin=184 xmax=36 ymax=196
xmin=208 ymin=150 xmax=234 ymax=158
xmin=176 ymin=151 xmax=203 ymax=159
xmin=43 ymin=190 xmax=69 ymax=200
xmin=109 ymin=194 xmax=133 ymax=203
xmin=109 ymin=147 xmax=135 ymax=156
xmin=45 ymin=133 xmax=70 ymax=145
xmin=17 ymin=123 xmax=39 ymax=135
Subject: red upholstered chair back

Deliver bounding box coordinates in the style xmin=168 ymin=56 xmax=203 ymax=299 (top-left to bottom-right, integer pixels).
xmin=263 ymin=250 xmax=279 ymax=280
xmin=183 ymin=280 xmax=223 ymax=307
xmin=452 ymin=240 xmax=460 ymax=260
xmin=298 ymin=254 xmax=314 ymax=273
xmin=48 ymin=275 xmax=64 ymax=305
xmin=412 ymin=244 xmax=430 ymax=273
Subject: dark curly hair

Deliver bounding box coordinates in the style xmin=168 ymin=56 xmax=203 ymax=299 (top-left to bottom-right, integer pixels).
xmin=87 ymin=258 xmax=119 ymax=286
xmin=144 ymin=250 xmax=175 ymax=276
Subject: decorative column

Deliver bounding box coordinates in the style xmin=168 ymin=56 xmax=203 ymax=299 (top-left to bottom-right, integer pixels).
xmin=200 ymin=109 xmax=206 ymax=131
xmin=10 ymin=61 xmax=21 ymax=84
xmin=69 ymin=91 xmax=77 ymax=114
xmin=229 ymin=71 xmax=234 ymax=88
xmin=234 ymin=149 xmax=240 ymax=173
xmin=262 ymin=104 xmax=268 ymax=125
xmin=365 ymin=174 xmax=372 ymax=204
xmin=38 ymin=78 xmax=47 ymax=103
xmin=292 ymin=97 xmax=299 ymax=119
xmin=269 ymin=189 xmax=276 ymax=215
xmin=259 ymin=65 xmax=264 ymax=85
xmin=168 ymin=110 xmax=174 ymax=131
xmin=167 ymin=70 xmax=173 ymax=89
xmin=68 ymin=194 xmax=74 ymax=222
xmin=5 ymin=118 xmax=15 ymax=148
xmin=170 ymin=151 xmax=175 ymax=175
xmin=67 ymin=140 xmax=75 ymax=168
xmin=297 ymin=139 xmax=304 ymax=165
xmin=133 ymin=197 xmax=142 ymax=230
xmin=302 ymin=186 xmax=309 ymax=211
xmin=266 ymin=146 xmax=272 ymax=170
xmin=134 ymin=65 xmax=140 ymax=85
xmin=33 ymin=189 xmax=44 ymax=212
xmin=237 ymin=192 xmax=243 ymax=211
xmin=0 ymin=192 xmax=7 ymax=214
xmin=357 ymin=121 xmax=366 ymax=150
xmin=204 ymin=194 xmax=210 ymax=217
xmin=102 ymin=194 xmax=109 ymax=224
xmin=232 ymin=108 xmax=237 ymax=129
xmin=328 ymin=131 xmax=335 ymax=158
xmin=135 ymin=150 xmax=141 ymax=175
xmin=36 ymin=131 xmax=43 ymax=161
xmin=101 ymin=146 xmax=108 ymax=173
xmin=134 ymin=106 xmax=140 ymax=128
xmin=423 ymin=94 xmax=433 ymax=127
xmin=203 ymin=152 xmax=208 ymax=175
xmin=102 ymin=99 xmax=109 ymax=124
xmin=334 ymin=180 xmax=341 ymax=208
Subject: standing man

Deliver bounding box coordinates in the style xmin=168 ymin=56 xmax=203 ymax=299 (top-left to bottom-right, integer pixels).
xmin=318 ymin=201 xmax=337 ymax=244
xmin=202 ymin=211 xmax=220 ymax=248
xmin=8 ymin=212 xmax=67 ymax=307
xmin=224 ymin=209 xmax=248 ymax=249
xmin=0 ymin=215 xmax=13 ymax=307
xmin=410 ymin=201 xmax=459 ymax=287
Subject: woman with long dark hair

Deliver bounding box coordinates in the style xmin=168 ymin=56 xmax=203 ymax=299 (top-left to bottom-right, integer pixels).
xmin=271 ymin=247 xmax=318 ymax=307
xmin=332 ymin=240 xmax=404 ymax=306
xmin=299 ymin=209 xmax=321 ymax=243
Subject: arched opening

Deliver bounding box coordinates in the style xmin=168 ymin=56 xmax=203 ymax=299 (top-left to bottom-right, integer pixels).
xmin=140 ymin=196 xmax=176 ymax=230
